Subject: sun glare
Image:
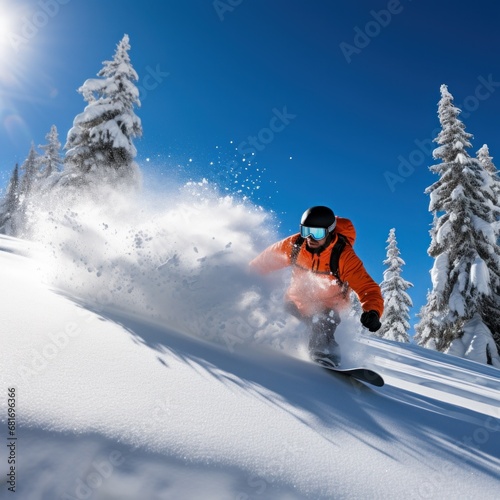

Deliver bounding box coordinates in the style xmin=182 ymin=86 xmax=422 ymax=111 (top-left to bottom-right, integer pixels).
xmin=0 ymin=5 xmax=29 ymax=87
xmin=0 ymin=11 xmax=15 ymax=64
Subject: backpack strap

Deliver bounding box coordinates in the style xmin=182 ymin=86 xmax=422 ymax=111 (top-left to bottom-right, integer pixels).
xmin=290 ymin=233 xmax=348 ymax=283
xmin=329 ymin=234 xmax=348 ymax=283
xmin=290 ymin=234 xmax=305 ymax=265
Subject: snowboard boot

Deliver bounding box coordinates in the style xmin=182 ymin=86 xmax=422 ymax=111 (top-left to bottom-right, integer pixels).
xmin=308 ymin=310 xmax=341 ymax=367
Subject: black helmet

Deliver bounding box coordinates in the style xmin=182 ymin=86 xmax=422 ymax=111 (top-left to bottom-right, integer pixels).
xmin=301 ymin=206 xmax=336 ymax=232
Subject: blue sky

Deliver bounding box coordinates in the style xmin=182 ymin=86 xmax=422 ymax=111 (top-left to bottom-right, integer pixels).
xmin=1 ymin=0 xmax=500 ymax=331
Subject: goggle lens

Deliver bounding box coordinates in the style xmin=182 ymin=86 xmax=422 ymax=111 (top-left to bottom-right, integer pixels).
xmin=300 ymin=226 xmax=327 ymax=240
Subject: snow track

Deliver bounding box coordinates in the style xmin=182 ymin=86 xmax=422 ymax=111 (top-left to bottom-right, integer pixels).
xmin=357 ymin=335 xmax=500 ymax=417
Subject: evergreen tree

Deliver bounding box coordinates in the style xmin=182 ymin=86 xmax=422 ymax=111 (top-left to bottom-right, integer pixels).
xmin=477 ymin=144 xmax=497 ymax=182
xmin=17 ymin=144 xmax=41 ymax=235
xmin=476 ymin=144 xmax=500 ymax=352
xmin=477 ymin=144 xmax=500 ymax=241
xmin=63 ymin=34 xmax=142 ymax=188
xmin=378 ymin=229 xmax=412 ymax=342
xmin=345 ymin=291 xmax=364 ymax=334
xmin=415 ymin=85 xmax=500 ymax=356
xmin=39 ymin=125 xmax=62 ymax=181
xmin=19 ymin=143 xmax=40 ymax=198
xmin=0 ymin=164 xmax=20 ymax=235
xmin=415 ymin=212 xmax=453 ymax=350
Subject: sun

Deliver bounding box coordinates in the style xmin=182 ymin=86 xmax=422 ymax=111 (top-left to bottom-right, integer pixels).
xmin=0 ymin=11 xmax=15 ymax=65
xmin=0 ymin=5 xmax=29 ymax=87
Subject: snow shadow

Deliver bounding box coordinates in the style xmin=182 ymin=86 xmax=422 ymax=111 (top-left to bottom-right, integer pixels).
xmin=73 ymin=299 xmax=500 ymax=484
xmin=1 ymin=426 xmax=303 ymax=500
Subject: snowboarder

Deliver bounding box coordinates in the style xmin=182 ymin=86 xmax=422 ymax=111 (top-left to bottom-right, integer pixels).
xmin=249 ymin=206 xmax=383 ymax=366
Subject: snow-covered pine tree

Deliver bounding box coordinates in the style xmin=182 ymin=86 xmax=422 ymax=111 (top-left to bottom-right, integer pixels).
xmin=345 ymin=291 xmax=364 ymax=334
xmin=415 ymin=85 xmax=500 ymax=361
xmin=19 ymin=143 xmax=40 ymax=199
xmin=477 ymin=144 xmax=500 ymax=240
xmin=476 ymin=144 xmax=500 ymax=354
xmin=17 ymin=143 xmax=41 ymax=235
xmin=39 ymin=125 xmax=62 ymax=182
xmin=63 ymin=34 xmax=142 ymax=188
xmin=415 ymin=213 xmax=449 ymax=350
xmin=477 ymin=144 xmax=498 ymax=186
xmin=0 ymin=164 xmax=20 ymax=235
xmin=378 ymin=228 xmax=412 ymax=342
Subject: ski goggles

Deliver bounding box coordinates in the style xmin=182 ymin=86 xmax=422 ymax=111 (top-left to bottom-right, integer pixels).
xmin=300 ymin=226 xmax=327 ymax=240
xmin=300 ymin=221 xmax=336 ymax=240
xmin=299 ymin=226 xmax=329 ymax=241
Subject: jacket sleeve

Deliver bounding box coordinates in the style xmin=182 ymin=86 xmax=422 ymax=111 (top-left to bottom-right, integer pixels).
xmin=339 ymin=246 xmax=384 ymax=317
xmin=249 ymin=235 xmax=297 ymax=274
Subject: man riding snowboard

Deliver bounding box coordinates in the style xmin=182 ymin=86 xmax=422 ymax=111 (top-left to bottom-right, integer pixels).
xmin=249 ymin=206 xmax=383 ymax=367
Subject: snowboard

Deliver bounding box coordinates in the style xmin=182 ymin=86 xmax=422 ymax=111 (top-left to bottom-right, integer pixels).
xmin=313 ymin=357 xmax=384 ymax=387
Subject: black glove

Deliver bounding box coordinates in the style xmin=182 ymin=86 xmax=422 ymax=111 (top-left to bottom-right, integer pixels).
xmin=360 ymin=310 xmax=381 ymax=332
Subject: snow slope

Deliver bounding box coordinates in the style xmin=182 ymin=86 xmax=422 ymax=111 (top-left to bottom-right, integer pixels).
xmin=1 ymin=234 xmax=500 ymax=500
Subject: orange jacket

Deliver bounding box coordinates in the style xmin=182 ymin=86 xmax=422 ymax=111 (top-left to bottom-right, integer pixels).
xmin=249 ymin=231 xmax=384 ymax=318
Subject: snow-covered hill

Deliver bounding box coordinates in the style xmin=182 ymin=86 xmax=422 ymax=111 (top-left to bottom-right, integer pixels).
xmin=1 ymin=182 xmax=500 ymax=500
